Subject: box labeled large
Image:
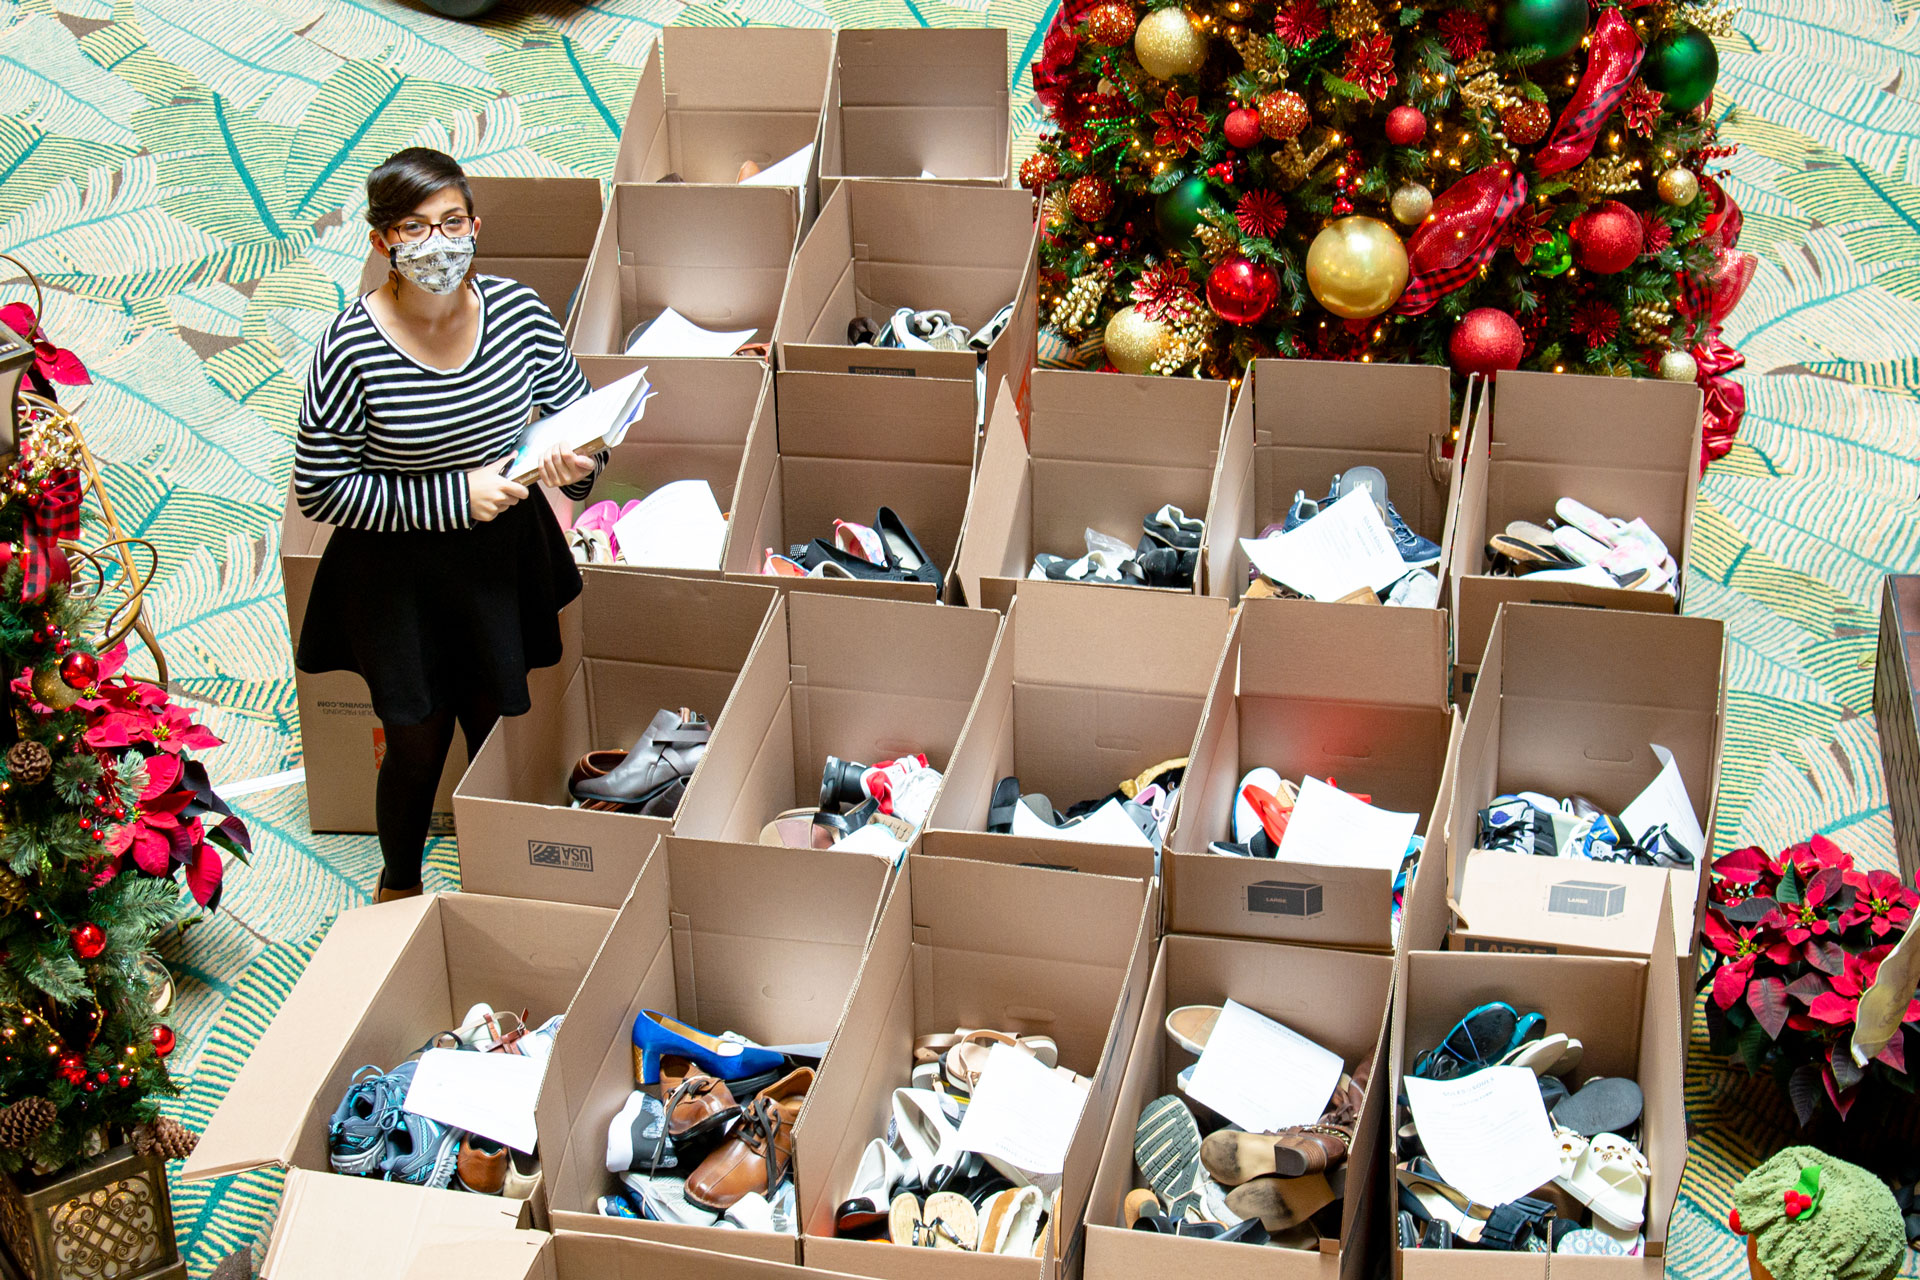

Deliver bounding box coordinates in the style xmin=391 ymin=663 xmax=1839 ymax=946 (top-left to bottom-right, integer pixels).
xmin=1166 ymin=598 xmax=1456 ymax=951
xmin=818 ymin=29 xmax=1011 ymax=188
xmin=452 ymin=571 xmax=777 ymax=907
xmin=957 ymin=372 xmax=1231 ymax=609
xmin=534 ymin=836 xmax=891 ymax=1264
xmin=1085 ymin=936 xmax=1395 ymax=1280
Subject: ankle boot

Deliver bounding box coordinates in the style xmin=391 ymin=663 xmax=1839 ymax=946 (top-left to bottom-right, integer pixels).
xmin=1270 ymin=1125 xmax=1352 ymax=1176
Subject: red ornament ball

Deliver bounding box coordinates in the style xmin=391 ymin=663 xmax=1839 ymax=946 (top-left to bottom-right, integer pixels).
xmin=1449 ymin=308 xmax=1525 ymax=376
xmin=1085 ymin=0 xmax=1136 ymax=46
xmin=70 ymin=923 xmax=106 ymax=960
xmin=59 ymin=651 xmax=98 ymax=690
xmin=58 ymin=1054 xmax=85 ymax=1084
xmin=151 ymin=1024 xmax=176 ymax=1057
xmin=1502 ymin=99 xmax=1552 ymax=146
xmin=0 ymin=543 xmax=10 ymax=574
xmin=1570 ymin=200 xmax=1644 ymax=273
xmin=1068 ymin=175 xmax=1114 ymax=222
xmin=1206 ymin=255 xmax=1280 ymax=325
xmin=116 ymin=1074 xmax=132 ymax=1088
xmin=1224 ymin=107 xmax=1263 ymax=149
xmin=1384 ymin=106 xmax=1427 ymax=146
xmin=1019 ymin=152 xmax=1060 ymax=192
xmin=1258 ymin=90 xmax=1309 ymax=140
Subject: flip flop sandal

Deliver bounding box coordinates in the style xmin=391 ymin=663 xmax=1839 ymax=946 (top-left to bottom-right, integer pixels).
xmin=1559 ymin=1133 xmax=1650 ymax=1231
xmin=1224 ymin=1173 xmax=1336 ymax=1232
xmin=1413 ymin=1002 xmax=1518 ymax=1079
xmin=1335 ymin=465 xmax=1390 ymax=511
xmin=758 ymin=808 xmax=820 ymax=849
xmin=920 ymin=1191 xmax=978 ymax=1249
xmin=1134 ymin=1095 xmax=1207 ymax=1220
xmin=1538 ymin=1075 xmax=1571 ymax=1112
xmin=1497 ymin=1032 xmax=1568 ymax=1074
xmin=1487 ymin=534 xmax=1577 ymax=571
xmin=1504 ymin=519 xmax=1558 ymax=547
xmin=1395 ymin=1162 xmax=1488 ymax=1244
xmin=943 ymin=1030 xmax=1023 ymax=1091
xmin=987 ymin=777 xmax=1023 ymax=834
xmin=1552 ymin=1076 xmax=1643 ymax=1137
xmin=889 ymin=1192 xmax=924 ymax=1245
xmin=1164 ymin=1005 xmax=1221 ymax=1055
xmin=913 ymin=1033 xmax=963 ymax=1065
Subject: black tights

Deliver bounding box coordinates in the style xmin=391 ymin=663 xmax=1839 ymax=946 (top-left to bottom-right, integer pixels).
xmin=375 ymin=699 xmax=500 ymax=890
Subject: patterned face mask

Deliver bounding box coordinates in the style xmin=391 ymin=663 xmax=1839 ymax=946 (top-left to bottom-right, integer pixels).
xmin=388 ymin=233 xmax=475 ymax=295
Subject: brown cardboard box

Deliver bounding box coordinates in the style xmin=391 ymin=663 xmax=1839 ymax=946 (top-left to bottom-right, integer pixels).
xmin=818 ymin=29 xmax=1011 ymax=188
xmin=1389 ymin=903 xmax=1686 ymax=1279
xmin=355 ymin=175 xmax=603 ymax=327
xmin=1165 ymin=598 xmax=1457 ymax=952
xmin=183 ymin=894 xmax=617 ymax=1195
xmin=673 ymin=592 xmax=1002 ymax=843
xmin=533 ymin=835 xmax=892 ymax=1263
xmin=803 ymin=854 xmax=1157 ymax=1280
xmin=1206 ymin=359 xmax=1468 ymax=610
xmin=927 ymin=582 xmax=1230 ymax=875
xmin=723 ymin=370 xmax=979 ymax=601
xmin=568 ymin=185 xmax=801 ymax=389
xmin=957 ymin=372 xmax=1232 ymax=609
xmin=263 ymin=1168 xmax=532 ymax=1280
xmin=1445 ymin=604 xmax=1725 ymax=972
xmin=398 ymin=1229 xmax=889 ymax=1280
xmin=1448 ymin=369 xmax=1704 ymax=701
xmin=1085 ymin=936 xmax=1396 ymax=1280
xmin=452 ymin=571 xmax=778 ymax=908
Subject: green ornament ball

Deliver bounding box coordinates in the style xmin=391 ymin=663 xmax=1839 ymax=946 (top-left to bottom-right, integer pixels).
xmin=1642 ymin=25 xmax=1718 ymax=114
xmin=1532 ymin=230 xmax=1573 ymax=277
xmin=1495 ymin=0 xmax=1587 ymax=61
xmin=1154 ymin=176 xmax=1212 ymax=254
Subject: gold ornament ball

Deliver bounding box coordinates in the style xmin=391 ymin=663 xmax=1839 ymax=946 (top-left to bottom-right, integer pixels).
xmin=1103 ymin=305 xmax=1171 ymax=375
xmin=30 ymin=666 xmax=80 ymax=711
xmin=1657 ymin=166 xmax=1700 ymax=207
xmin=1390 ymin=182 xmax=1433 ymax=226
xmin=1134 ymin=8 xmax=1207 ymax=80
xmin=1306 ymin=216 xmax=1410 ymax=319
xmin=1659 ymin=349 xmax=1699 ymax=382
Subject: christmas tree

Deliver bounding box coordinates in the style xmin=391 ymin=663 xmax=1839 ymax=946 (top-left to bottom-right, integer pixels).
xmin=1025 ymin=0 xmax=1753 ymax=461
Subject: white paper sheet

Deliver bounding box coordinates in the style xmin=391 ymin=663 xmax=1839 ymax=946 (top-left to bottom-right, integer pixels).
xmin=1273 ymin=776 xmax=1419 ymax=873
xmin=1403 ymin=1068 xmax=1560 ymax=1208
xmin=402 ymin=1048 xmax=546 ymax=1153
xmin=1186 ymin=999 xmax=1344 ymax=1134
xmin=624 ymin=306 xmax=758 ymax=358
xmin=509 ymin=368 xmax=653 ymax=483
xmin=1011 ymin=796 xmax=1156 ymax=850
xmin=741 ymin=144 xmax=813 ymax=188
xmin=1239 ymin=490 xmax=1407 ymax=601
xmin=955 ymin=1043 xmax=1088 ymax=1177
xmin=610 ymin=479 xmax=728 ymax=570
xmin=1619 ymin=743 xmax=1705 ymax=856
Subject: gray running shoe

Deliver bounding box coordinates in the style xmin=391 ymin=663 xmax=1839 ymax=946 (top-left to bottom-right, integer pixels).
xmin=378 ymin=1106 xmax=462 ymax=1189
xmin=327 ymin=1065 xmax=392 ymax=1177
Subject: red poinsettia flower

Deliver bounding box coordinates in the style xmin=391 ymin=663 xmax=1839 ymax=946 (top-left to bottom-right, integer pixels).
xmin=1703 ymin=910 xmax=1771 ymax=1010
xmin=1839 ymin=869 xmax=1917 ymax=937
xmin=1712 ymin=844 xmax=1781 ymax=903
xmin=1150 ymin=89 xmax=1209 ymax=155
xmin=87 ymin=699 xmax=222 ymax=755
xmin=1274 ymin=0 xmax=1328 ymax=46
xmin=107 ymin=753 xmax=192 ymax=873
xmin=1762 ymin=866 xmax=1847 ymax=946
xmin=1782 ymin=834 xmax=1854 ymax=880
xmin=1806 ymin=949 xmax=1884 ymax=1028
xmin=1344 ymin=32 xmax=1397 ymax=99
xmin=1502 ymin=203 xmax=1554 ymax=264
xmin=1132 ymin=262 xmax=1200 ymax=321
xmin=1620 ymin=79 xmax=1664 ymax=138
xmin=0 ymin=301 xmax=90 ymax=387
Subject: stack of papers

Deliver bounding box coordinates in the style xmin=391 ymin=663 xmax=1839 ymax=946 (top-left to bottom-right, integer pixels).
xmin=625 ymin=307 xmax=758 ymax=358
xmin=611 ymin=480 xmax=728 ymax=571
xmin=509 ymin=368 xmax=653 ymax=484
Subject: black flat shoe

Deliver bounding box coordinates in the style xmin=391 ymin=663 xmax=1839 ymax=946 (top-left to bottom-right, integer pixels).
xmin=877 ymin=507 xmax=943 ymax=598
xmin=987 ymin=777 xmax=1022 ymax=833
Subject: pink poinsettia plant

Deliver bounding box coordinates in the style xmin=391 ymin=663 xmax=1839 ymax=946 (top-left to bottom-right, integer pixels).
xmin=1700 ymin=834 xmax=1920 ymax=1125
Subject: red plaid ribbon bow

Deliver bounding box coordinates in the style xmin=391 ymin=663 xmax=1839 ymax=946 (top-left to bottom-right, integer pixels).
xmin=1394 ymin=164 xmax=1528 ymax=316
xmin=1535 ymin=9 xmax=1645 ymax=178
xmin=20 ymin=469 xmax=79 ymax=601
xmin=1678 ymin=176 xmax=1756 ymax=467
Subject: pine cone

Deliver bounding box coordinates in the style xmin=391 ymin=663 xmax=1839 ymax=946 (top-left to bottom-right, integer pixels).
xmin=0 ymin=867 xmax=28 ymax=911
xmin=5 ymin=741 xmax=51 ymax=787
xmin=0 ymin=1098 xmax=55 ymax=1149
xmin=132 ymin=1117 xmax=198 ymax=1161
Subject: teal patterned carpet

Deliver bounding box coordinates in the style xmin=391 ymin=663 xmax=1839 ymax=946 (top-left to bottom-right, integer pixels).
xmin=1 ymin=0 xmax=1918 ymax=1273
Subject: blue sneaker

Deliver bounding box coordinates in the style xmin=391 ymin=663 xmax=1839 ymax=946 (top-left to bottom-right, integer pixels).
xmin=1381 ymin=498 xmax=1442 ymax=567
xmin=327 ymin=1065 xmax=392 ymax=1177
xmin=1281 ymin=489 xmax=1320 ymax=532
xmin=599 ymin=1193 xmax=642 ymax=1218
xmin=376 ymin=1064 xmax=461 ymax=1190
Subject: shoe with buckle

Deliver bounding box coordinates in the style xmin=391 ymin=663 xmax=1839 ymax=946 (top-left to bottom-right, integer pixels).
xmin=571 ymin=708 xmax=709 ymax=813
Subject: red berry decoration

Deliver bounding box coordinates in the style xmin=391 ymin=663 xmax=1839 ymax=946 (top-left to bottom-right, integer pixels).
xmin=1223 ymin=107 xmax=1263 ymax=149
xmin=117 ymin=1074 xmax=132 ymax=1088
xmin=1068 ymin=175 xmax=1114 ymax=221
xmin=1258 ymin=90 xmax=1309 ymax=140
xmin=1384 ymin=105 xmax=1427 ymax=146
xmin=1570 ymin=200 xmax=1643 ymax=273
xmin=1206 ymin=255 xmax=1281 ymax=325
xmin=151 ymin=1024 xmax=176 ymax=1057
xmin=1085 ymin=0 xmax=1136 ymax=46
xmin=1502 ymin=99 xmax=1552 ymax=146
xmin=1449 ymin=308 xmax=1525 ymax=375
xmin=59 ymin=1054 xmax=86 ymax=1084
xmin=70 ymin=923 xmax=106 ymax=960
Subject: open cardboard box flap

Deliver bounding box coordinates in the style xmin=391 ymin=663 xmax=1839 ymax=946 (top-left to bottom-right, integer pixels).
xmin=647 ymin=26 xmax=834 ymax=114
xmin=403 ymin=1229 xmax=892 ymax=1280
xmin=1011 ymin=578 xmax=1229 ymax=699
xmin=1236 ymin=596 xmax=1447 ymax=710
xmin=954 ymin=378 xmax=1034 ymax=600
xmin=264 ymin=1169 xmax=525 ymax=1280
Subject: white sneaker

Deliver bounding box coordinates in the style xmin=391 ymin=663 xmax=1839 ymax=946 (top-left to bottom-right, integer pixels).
xmin=1386 ymin=569 xmax=1440 ymax=609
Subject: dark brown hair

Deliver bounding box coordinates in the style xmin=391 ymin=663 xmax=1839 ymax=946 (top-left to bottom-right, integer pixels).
xmin=365 ymin=148 xmax=473 ymax=233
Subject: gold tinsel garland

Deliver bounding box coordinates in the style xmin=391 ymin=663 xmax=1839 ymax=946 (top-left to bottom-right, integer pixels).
xmin=0 ymin=867 xmax=27 ymax=913
xmin=1271 ymin=134 xmax=1340 ymax=188
xmin=1149 ymin=297 xmax=1217 ymax=377
xmin=1680 ymin=0 xmax=1739 ymax=38
xmin=1329 ymin=0 xmax=1378 ymax=40
xmin=1227 ymin=29 xmax=1280 ymax=80
xmin=1567 ymin=155 xmax=1640 ymax=196
xmin=1051 ymin=269 xmax=1113 ymax=337
xmin=1628 ymin=300 xmax=1675 ymax=344
xmin=1196 ymin=218 xmax=1238 ymax=265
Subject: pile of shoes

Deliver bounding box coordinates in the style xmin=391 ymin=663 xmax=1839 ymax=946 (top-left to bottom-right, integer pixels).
xmin=1399 ymin=1001 xmax=1650 ymax=1256
xmin=759 ymin=754 xmax=942 ymax=863
xmin=847 ymin=303 xmax=1014 ymax=355
xmin=1477 ymin=792 xmax=1696 ymax=870
xmin=1244 ymin=467 xmax=1442 ymax=607
xmin=1484 ymin=498 xmax=1677 ymax=593
xmin=569 ymin=708 xmax=708 ymax=818
xmin=831 ymin=1030 xmax=1079 ymax=1255
xmin=1030 ymin=504 xmax=1202 ymax=589
xmin=598 ymin=1011 xmax=815 ymax=1231
xmin=987 ymin=758 xmax=1184 ymax=851
xmin=326 ymin=1003 xmax=555 ymax=1196
xmin=1122 ymin=1006 xmax=1369 ymax=1250
xmin=762 ymin=507 xmax=944 ymax=597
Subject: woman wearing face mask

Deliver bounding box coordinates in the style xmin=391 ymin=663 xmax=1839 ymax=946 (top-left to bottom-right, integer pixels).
xmin=293 ymin=148 xmax=603 ymax=901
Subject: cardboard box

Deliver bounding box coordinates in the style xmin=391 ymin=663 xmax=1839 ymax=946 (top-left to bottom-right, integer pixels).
xmin=1445 ymin=603 xmax=1726 ymax=971
xmin=802 ymin=854 xmax=1156 ymax=1280
xmin=957 ymin=371 xmax=1232 ymax=609
xmin=452 ymin=571 xmax=778 ymax=908
xmin=1084 ymin=936 xmax=1395 ymax=1280
xmin=1206 ymin=359 xmax=1469 ymax=610
xmin=1165 ymin=598 xmax=1457 ymax=952
xmin=1448 ymin=369 xmax=1704 ymax=701
xmin=673 ymin=592 xmax=1002 ymax=843
xmin=927 ymin=581 xmax=1230 ymax=876
xmin=1875 ymin=576 xmax=1920 ymax=886
xmin=818 ymin=29 xmax=1011 ymax=188
xmin=569 ymin=185 xmax=801 ymax=388
xmin=1389 ymin=904 xmax=1685 ymax=1278
xmin=533 ymin=835 xmax=891 ymax=1263
xmin=398 ymin=1229 xmax=887 ymax=1280
xmin=723 ymin=370 xmax=979 ymax=601
xmin=355 ymin=175 xmax=603 ymax=328
xmin=263 ymin=1168 xmax=532 ymax=1280
xmin=184 ymin=894 xmax=617 ymax=1195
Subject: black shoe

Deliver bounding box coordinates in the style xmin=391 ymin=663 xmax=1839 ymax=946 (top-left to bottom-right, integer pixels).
xmin=877 ymin=507 xmax=943 ymax=599
xmin=820 ymin=756 xmax=871 ymax=809
xmin=1135 ymin=544 xmax=1197 ymax=589
xmin=1141 ymin=504 xmax=1204 ymax=551
xmin=988 ymin=777 xmax=1022 ymax=834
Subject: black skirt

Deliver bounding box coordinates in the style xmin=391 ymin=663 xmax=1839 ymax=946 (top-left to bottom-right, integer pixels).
xmin=295 ymin=495 xmax=581 ymax=726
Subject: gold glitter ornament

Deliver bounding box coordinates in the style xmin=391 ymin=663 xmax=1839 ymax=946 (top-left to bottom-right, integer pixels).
xmin=1259 ymin=89 xmax=1309 ymax=140
xmin=1390 ymin=182 xmax=1433 ymax=225
xmin=1657 ymin=165 xmax=1700 ymax=206
xmin=1305 ymin=216 xmax=1409 ymax=319
xmin=1658 ymin=349 xmax=1699 ymax=382
xmin=1133 ymin=8 xmax=1207 ymax=80
xmin=1104 ymin=305 xmax=1172 ymax=374
xmin=1329 ymin=0 xmax=1378 ymax=40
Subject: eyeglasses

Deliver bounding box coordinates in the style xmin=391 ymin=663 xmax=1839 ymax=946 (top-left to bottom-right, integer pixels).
xmin=386 ymin=213 xmax=474 ymax=243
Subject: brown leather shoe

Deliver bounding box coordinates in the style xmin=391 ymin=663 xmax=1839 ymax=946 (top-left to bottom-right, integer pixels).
xmin=660 ymin=1056 xmax=740 ymax=1142
xmin=1270 ymin=1125 xmax=1352 ymax=1176
xmin=682 ymin=1067 xmax=813 ymax=1212
xmin=456 ymin=1134 xmax=508 ymax=1194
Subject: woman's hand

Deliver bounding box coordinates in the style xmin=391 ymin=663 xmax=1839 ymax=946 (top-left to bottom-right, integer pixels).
xmin=468 ymin=460 xmax=528 ymax=523
xmin=536 ymin=444 xmax=596 ymax=490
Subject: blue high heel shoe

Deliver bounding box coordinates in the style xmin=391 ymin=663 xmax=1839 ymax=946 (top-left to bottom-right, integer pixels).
xmin=630 ymin=1010 xmax=785 ymax=1085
